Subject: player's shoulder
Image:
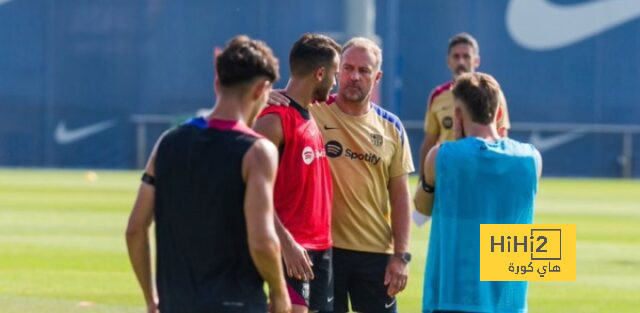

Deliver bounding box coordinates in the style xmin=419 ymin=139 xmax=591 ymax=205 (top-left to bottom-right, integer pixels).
xmin=371 ymin=103 xmax=406 ymax=140
xmin=153 ymin=120 xmax=203 ymax=164
xmin=503 ymin=138 xmax=542 ymax=176
xmin=256 ymin=106 xmax=286 ymax=129
xmin=429 ymin=81 xmax=454 ymax=104
xmin=241 ymin=136 xmax=278 ymax=181
xmin=502 ymin=138 xmax=540 ymax=157
xmin=245 ymin=137 xmax=278 ymax=165
xmin=182 ymin=116 xmax=207 ymax=129
xmin=437 ymin=137 xmax=466 ymax=154
xmin=161 ymin=118 xmax=202 ymax=142
xmin=259 ymin=104 xmax=292 ymax=117
xmin=251 ymin=136 xmax=278 ymax=152
xmin=372 ymin=103 xmax=402 ymax=125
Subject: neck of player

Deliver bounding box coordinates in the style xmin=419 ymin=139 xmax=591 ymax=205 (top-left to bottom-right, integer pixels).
xmin=464 ymin=122 xmax=501 ymax=142
xmin=284 ymin=78 xmax=313 ymax=109
xmin=207 ymin=96 xmax=250 ymax=126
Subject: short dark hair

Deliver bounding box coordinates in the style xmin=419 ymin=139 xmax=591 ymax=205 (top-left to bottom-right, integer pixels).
xmin=289 ymin=33 xmax=341 ymax=77
xmin=216 ymin=35 xmax=279 ymax=87
xmin=448 ymin=32 xmax=479 ymax=55
xmin=452 ymin=72 xmax=500 ymax=125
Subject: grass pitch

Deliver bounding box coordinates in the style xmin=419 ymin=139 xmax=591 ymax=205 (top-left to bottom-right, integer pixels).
xmin=0 ymin=169 xmax=638 ymax=312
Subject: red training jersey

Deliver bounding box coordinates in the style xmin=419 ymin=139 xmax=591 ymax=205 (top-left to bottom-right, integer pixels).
xmin=258 ymin=98 xmax=333 ymax=250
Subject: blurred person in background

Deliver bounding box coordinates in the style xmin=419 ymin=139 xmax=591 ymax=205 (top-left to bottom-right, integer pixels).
xmin=418 ymin=33 xmax=511 ymax=183
xmin=414 ymin=32 xmax=511 ymax=224
xmin=126 ymin=35 xmax=291 ymax=313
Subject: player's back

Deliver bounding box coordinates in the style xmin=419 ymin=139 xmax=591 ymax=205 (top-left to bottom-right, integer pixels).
xmin=423 ymin=137 xmax=539 ymax=313
xmin=153 ymin=118 xmax=267 ymax=313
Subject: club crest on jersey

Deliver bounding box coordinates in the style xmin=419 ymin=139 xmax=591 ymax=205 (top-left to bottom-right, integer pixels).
xmin=442 ymin=116 xmax=453 ymax=129
xmin=370 ymin=133 xmax=383 ymax=146
xmin=302 ymin=146 xmax=326 ymax=165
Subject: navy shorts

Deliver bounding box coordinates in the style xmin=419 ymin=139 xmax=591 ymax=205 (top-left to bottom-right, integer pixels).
xmin=320 ymin=247 xmax=396 ymax=313
xmin=286 ymin=248 xmax=333 ymax=311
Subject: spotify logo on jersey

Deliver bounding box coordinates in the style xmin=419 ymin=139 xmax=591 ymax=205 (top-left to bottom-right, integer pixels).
xmin=325 ymin=140 xmax=343 ymax=158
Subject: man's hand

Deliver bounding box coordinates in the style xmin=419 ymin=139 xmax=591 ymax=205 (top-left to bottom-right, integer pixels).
xmin=282 ymin=238 xmax=314 ymax=281
xmin=268 ymin=89 xmax=289 ymax=106
xmin=384 ymin=256 xmax=409 ymax=297
xmin=269 ymin=288 xmax=292 ymax=313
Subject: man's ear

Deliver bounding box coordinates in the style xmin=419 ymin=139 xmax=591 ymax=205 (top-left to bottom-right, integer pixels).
xmin=315 ymin=66 xmax=326 ymax=82
xmin=374 ymin=70 xmax=383 ymax=85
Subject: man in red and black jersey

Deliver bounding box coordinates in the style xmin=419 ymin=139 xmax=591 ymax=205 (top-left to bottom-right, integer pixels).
xmin=253 ymin=33 xmax=340 ymax=313
xmin=126 ymin=36 xmax=290 ymax=313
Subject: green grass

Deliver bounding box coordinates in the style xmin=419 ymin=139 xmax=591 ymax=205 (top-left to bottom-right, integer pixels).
xmin=0 ymin=169 xmax=639 ymax=312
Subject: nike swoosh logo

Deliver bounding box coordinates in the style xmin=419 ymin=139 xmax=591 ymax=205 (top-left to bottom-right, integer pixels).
xmin=55 ymin=120 xmax=116 ymax=145
xmin=507 ymin=0 xmax=640 ymax=50
xmin=324 ymin=125 xmax=339 ymax=130
xmin=528 ymin=130 xmax=585 ymax=152
xmin=384 ymin=299 xmax=396 ymax=309
xmin=327 ymin=296 xmax=334 ymax=303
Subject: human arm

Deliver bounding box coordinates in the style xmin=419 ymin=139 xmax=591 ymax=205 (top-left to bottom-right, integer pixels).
xmin=242 ymin=139 xmax=291 ymax=313
xmin=253 ymin=113 xmax=315 ymax=281
xmin=385 ymin=174 xmax=411 ymax=297
xmin=126 ymin=137 xmax=162 ymax=313
xmin=414 ymin=145 xmax=438 ymax=217
xmin=418 ymin=132 xmax=439 ymax=178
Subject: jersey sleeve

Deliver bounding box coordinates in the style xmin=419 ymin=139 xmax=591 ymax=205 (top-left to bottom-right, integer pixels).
xmin=390 ymin=123 xmax=415 ymax=177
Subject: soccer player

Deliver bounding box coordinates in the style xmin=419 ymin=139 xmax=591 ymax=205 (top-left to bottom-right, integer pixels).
xmin=272 ymin=37 xmax=415 ymax=313
xmin=252 ymin=33 xmax=340 ymax=313
xmin=418 ymin=33 xmax=511 ymax=177
xmin=125 ymin=36 xmax=291 ymax=313
xmin=416 ymin=72 xmax=542 ymax=313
